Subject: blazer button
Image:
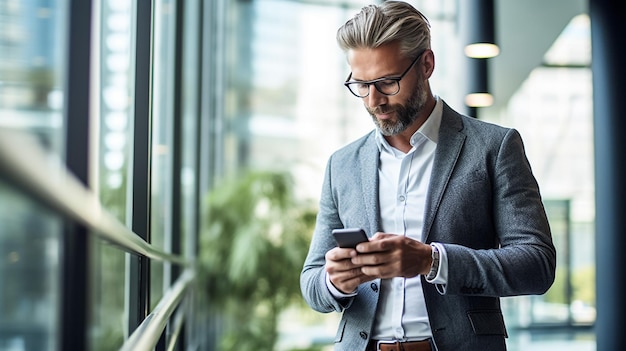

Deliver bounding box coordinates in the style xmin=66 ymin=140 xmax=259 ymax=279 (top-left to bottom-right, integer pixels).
xmin=370 ymin=282 xmax=378 ymax=292
xmin=359 ymin=331 xmax=368 ymax=339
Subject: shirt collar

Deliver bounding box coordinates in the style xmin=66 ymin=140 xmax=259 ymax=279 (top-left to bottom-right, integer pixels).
xmin=375 ymin=96 xmax=443 ymax=152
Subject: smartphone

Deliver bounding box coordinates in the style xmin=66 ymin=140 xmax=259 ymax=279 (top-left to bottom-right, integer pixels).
xmin=332 ymin=228 xmax=369 ymax=248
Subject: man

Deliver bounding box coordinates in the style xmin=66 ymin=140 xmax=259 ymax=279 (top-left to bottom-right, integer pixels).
xmin=299 ymin=1 xmax=557 ymax=351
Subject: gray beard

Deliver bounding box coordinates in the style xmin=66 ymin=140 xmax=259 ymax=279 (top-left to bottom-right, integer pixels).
xmin=368 ymin=83 xmax=428 ymax=136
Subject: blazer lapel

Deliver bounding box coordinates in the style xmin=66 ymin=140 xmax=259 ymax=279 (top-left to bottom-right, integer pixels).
xmin=422 ymin=103 xmax=466 ymax=242
xmin=359 ymin=133 xmax=382 ymax=236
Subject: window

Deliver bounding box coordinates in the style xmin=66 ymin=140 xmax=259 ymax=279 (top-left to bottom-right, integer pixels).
xmin=90 ymin=1 xmax=135 ymax=348
xmin=1 ymin=0 xmax=212 ymax=349
xmin=494 ymin=14 xmax=595 ymax=350
xmin=0 ymin=0 xmax=67 ymax=348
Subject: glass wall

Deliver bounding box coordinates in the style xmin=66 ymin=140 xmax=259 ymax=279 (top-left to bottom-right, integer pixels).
xmin=484 ymin=13 xmax=595 ymax=351
xmin=0 ymin=182 xmax=62 ymax=351
xmin=0 ymin=0 xmax=66 ymax=350
xmin=0 ymin=0 xmax=66 ymax=151
xmin=90 ymin=1 xmax=135 ymax=349
xmin=0 ymin=0 xmax=215 ymax=349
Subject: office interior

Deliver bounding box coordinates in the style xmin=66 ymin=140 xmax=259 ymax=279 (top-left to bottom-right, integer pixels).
xmin=0 ymin=0 xmax=624 ymax=350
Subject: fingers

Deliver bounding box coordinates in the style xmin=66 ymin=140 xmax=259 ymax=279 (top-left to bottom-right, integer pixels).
xmin=370 ymin=231 xmax=394 ymax=240
xmin=325 ymin=247 xmax=362 ymax=274
xmin=351 ymin=236 xmax=432 ymax=278
xmin=360 ymin=264 xmax=394 ymax=278
xmin=328 ymin=268 xmax=371 ymax=293
xmin=354 ymin=233 xmax=397 ymax=253
xmin=325 ymin=246 xmax=357 ymax=261
xmin=325 ymin=248 xmax=372 ymax=293
xmin=325 ymin=234 xmax=433 ymax=290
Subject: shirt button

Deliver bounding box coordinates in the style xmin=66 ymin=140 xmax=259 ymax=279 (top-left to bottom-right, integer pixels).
xmin=359 ymin=331 xmax=368 ymax=339
xmin=398 ymin=195 xmax=405 ymax=202
xmin=370 ymin=282 xmax=378 ymax=292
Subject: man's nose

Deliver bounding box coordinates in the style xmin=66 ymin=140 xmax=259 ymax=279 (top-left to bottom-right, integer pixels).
xmin=366 ymin=85 xmax=387 ymax=107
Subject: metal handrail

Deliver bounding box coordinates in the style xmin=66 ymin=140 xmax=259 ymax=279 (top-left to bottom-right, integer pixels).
xmin=0 ymin=128 xmax=189 ymax=266
xmin=165 ymin=300 xmax=186 ymax=351
xmin=120 ymin=269 xmax=195 ymax=351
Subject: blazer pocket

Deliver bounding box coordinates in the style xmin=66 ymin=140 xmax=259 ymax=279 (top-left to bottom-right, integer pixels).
xmin=467 ymin=310 xmax=508 ymax=337
xmin=447 ymin=169 xmax=488 ymax=194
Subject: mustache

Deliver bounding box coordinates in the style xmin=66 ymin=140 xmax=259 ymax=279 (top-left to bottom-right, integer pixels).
xmin=369 ymin=106 xmax=393 ymax=115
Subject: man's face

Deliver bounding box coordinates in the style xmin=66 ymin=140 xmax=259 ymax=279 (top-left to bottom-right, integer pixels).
xmin=347 ymin=43 xmax=428 ymax=136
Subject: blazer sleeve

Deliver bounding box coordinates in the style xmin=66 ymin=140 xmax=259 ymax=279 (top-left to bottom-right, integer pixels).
xmin=300 ymin=155 xmax=354 ymax=313
xmin=435 ymin=128 xmax=556 ymax=297
xmin=300 ymin=133 xmax=378 ymax=313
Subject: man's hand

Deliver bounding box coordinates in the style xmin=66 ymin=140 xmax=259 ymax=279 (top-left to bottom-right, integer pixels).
xmin=325 ymin=246 xmax=373 ymax=294
xmin=352 ymin=232 xmax=433 ymax=279
xmin=325 ymin=232 xmax=434 ymax=293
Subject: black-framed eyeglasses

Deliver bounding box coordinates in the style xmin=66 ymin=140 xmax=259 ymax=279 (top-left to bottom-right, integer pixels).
xmin=343 ymin=51 xmax=425 ymax=98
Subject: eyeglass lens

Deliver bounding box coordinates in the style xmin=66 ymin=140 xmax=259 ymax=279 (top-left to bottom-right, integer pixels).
xmin=348 ymin=79 xmax=400 ymax=97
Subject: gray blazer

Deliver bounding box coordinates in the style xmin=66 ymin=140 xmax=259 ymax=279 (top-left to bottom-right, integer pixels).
xmin=300 ymin=101 xmax=557 ymax=351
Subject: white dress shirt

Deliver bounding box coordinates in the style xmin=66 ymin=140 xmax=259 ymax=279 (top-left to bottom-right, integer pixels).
xmin=326 ymin=97 xmax=449 ymax=341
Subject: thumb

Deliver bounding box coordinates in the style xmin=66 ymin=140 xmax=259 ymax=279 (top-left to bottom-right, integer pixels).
xmin=371 ymin=232 xmax=394 ymax=240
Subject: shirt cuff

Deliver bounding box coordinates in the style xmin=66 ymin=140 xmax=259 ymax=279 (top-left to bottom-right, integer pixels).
xmin=326 ymin=272 xmax=358 ymax=298
xmin=426 ymin=243 xmax=448 ymax=289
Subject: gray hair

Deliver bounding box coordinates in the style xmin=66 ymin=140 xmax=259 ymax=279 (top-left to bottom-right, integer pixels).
xmin=336 ymin=1 xmax=431 ymax=60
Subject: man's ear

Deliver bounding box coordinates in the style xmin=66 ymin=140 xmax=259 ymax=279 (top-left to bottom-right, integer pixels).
xmin=421 ymin=49 xmax=435 ymax=79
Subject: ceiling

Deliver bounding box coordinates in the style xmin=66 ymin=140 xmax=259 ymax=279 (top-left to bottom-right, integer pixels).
xmin=488 ymin=0 xmax=588 ymax=112
xmin=284 ymin=0 xmax=589 ymax=113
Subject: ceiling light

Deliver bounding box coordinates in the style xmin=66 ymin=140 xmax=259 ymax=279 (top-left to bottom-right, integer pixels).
xmin=460 ymin=0 xmax=500 ymax=58
xmin=465 ymin=57 xmax=494 ymax=108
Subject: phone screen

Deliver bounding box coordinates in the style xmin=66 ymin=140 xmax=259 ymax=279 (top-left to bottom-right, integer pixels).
xmin=332 ymin=228 xmax=368 ymax=248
